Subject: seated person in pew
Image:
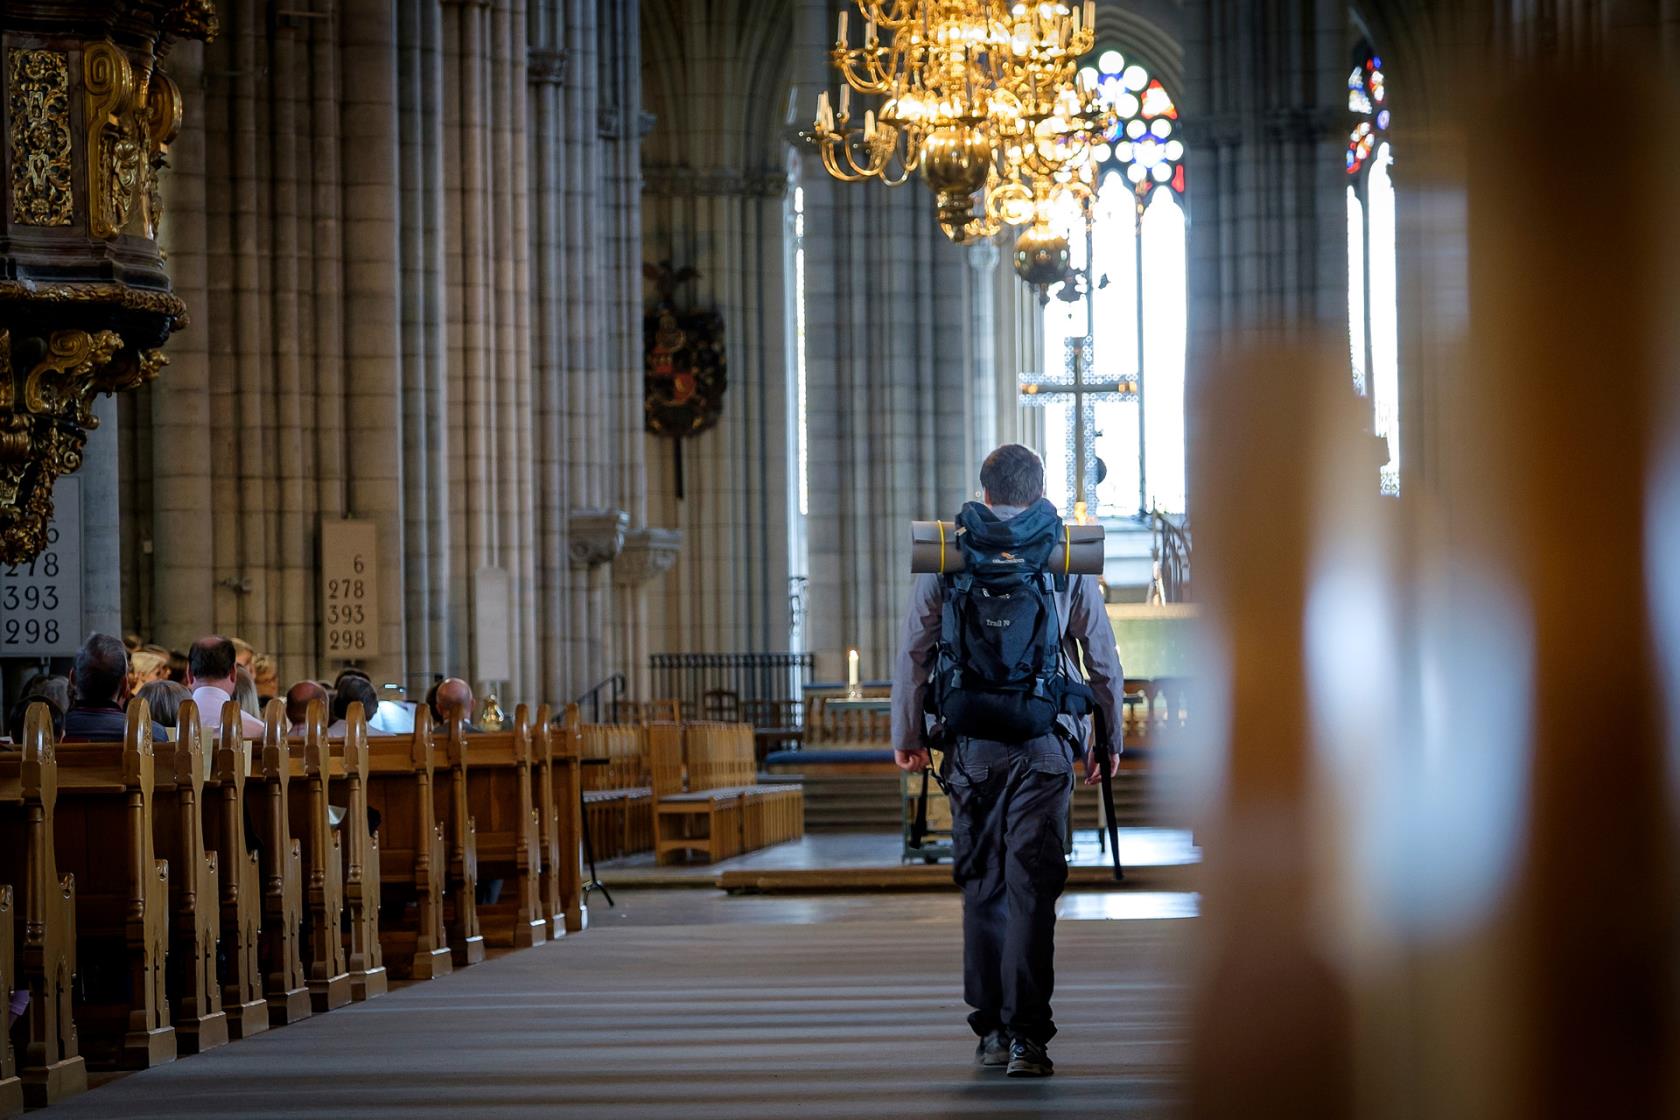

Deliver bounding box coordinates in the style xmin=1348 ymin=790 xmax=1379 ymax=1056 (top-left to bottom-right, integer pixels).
xmin=137 ymin=679 xmax=191 ymax=731
xmin=252 ymin=654 xmax=280 ymax=706
xmin=6 ymin=673 xmax=67 ymax=743
xmin=235 ymin=667 xmax=262 ymax=721
xmin=426 ymin=677 xmax=479 ymax=731
xmin=188 ymin=635 xmax=266 ymax=737
xmin=323 ymin=682 xmax=385 ymax=837
xmin=128 ymin=647 xmax=170 ymax=694
xmin=423 ymin=680 xmax=504 ymax=904
xmin=63 ymin=633 xmax=166 ymax=742
xmin=329 ymin=676 xmax=384 ymax=739
xmin=287 ymin=680 xmax=329 ymax=735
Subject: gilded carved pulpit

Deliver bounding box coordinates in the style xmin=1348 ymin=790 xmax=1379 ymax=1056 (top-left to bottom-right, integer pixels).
xmin=0 ymin=2 xmax=215 ymax=563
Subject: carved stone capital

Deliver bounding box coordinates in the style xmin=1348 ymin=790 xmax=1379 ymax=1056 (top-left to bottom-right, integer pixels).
xmin=612 ymin=527 xmax=682 ymax=587
xmin=568 ymin=508 xmax=629 ymax=569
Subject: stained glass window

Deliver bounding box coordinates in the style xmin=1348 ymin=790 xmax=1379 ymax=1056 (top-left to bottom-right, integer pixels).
xmin=1347 ymin=48 xmax=1401 ymax=495
xmin=1035 ymin=49 xmax=1186 ymax=519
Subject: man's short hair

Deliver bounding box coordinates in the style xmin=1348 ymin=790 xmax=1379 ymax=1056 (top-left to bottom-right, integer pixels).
xmin=286 ymin=680 xmax=328 ymax=729
xmin=72 ymin=632 xmax=129 ymax=708
xmin=188 ymin=636 xmax=238 ymax=684
xmin=332 ymin=676 xmax=380 ymax=725
xmin=980 ymin=444 xmax=1046 ymax=507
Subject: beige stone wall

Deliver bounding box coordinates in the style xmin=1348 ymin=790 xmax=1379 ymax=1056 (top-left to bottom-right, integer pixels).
xmin=119 ymin=0 xmax=648 ymax=706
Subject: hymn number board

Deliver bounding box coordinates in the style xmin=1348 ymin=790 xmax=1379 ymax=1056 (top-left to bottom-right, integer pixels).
xmin=0 ymin=478 xmax=82 ymax=657
xmin=321 ymin=519 xmax=381 ymax=658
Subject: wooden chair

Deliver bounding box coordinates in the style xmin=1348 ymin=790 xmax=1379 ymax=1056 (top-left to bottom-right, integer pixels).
xmin=335 ymin=706 xmax=387 ymax=1001
xmin=205 ymin=701 xmax=267 ymax=1039
xmin=0 ymin=704 xmax=85 ymax=1106
xmin=460 ymin=707 xmax=547 ymax=949
xmin=652 ymin=721 xmax=805 ymax=864
xmin=367 ymin=711 xmax=452 ymax=980
xmin=579 ymin=722 xmax=652 ymax=859
xmin=53 ymin=704 xmax=173 ymax=1069
xmin=536 ymin=705 xmax=584 ymax=935
xmin=289 ymin=701 xmax=352 ymax=1011
xmin=152 ymin=701 xmax=228 ymax=1054
xmin=250 ymin=700 xmax=311 ymax=1026
xmin=438 ymin=716 xmax=485 ymax=966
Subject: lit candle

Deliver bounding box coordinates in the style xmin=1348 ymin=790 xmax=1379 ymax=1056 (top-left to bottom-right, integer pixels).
xmin=848 ymin=649 xmax=860 ymax=692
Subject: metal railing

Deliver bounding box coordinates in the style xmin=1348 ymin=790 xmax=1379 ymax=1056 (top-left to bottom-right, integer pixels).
xmin=648 ymin=652 xmax=814 ymax=727
xmin=574 ymin=672 xmax=626 ymax=724
xmin=1150 ymin=510 xmax=1192 ymax=603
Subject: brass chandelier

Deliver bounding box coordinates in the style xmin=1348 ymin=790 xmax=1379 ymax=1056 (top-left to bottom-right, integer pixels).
xmin=810 ymin=1 xmax=1114 ymax=287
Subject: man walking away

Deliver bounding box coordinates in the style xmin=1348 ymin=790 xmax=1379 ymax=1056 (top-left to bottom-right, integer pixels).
xmin=891 ymin=444 xmax=1125 ymax=1078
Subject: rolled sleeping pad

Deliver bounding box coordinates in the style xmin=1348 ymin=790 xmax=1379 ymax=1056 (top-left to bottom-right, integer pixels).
xmin=909 ymin=520 xmax=1105 ymax=575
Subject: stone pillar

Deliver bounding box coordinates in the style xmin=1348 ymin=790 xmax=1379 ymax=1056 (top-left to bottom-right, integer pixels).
xmin=151 ymin=39 xmax=216 ymax=648
xmin=792 ymin=0 xmax=985 ymax=681
xmin=79 ymin=396 xmax=121 ymax=636
xmin=639 ymin=0 xmax=791 ymax=666
xmin=399 ymin=0 xmax=452 ymax=692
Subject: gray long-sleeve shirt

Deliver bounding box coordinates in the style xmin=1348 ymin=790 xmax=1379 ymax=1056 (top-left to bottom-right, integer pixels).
xmin=890 ymin=505 xmax=1126 ymax=763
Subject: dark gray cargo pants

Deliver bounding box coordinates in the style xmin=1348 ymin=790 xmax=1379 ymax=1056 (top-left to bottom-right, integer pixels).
xmin=944 ymin=735 xmax=1073 ymax=1047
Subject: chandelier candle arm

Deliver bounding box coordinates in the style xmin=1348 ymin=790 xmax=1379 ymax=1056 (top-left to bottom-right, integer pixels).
xmin=811 ymin=1 xmax=1114 ymax=286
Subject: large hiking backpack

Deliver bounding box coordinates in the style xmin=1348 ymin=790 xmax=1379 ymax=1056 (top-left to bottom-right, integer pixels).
xmin=931 ymin=499 xmax=1078 ymax=742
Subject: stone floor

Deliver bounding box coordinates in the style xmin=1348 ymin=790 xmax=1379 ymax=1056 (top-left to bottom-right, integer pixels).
xmin=53 ymin=889 xmax=1193 ymax=1119
xmin=597 ymin=828 xmax=1202 ymax=885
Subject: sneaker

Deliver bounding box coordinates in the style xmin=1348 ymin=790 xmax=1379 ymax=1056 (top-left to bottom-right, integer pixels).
xmin=975 ymin=1029 xmax=1009 ymax=1068
xmin=1006 ymin=1038 xmax=1054 ymax=1078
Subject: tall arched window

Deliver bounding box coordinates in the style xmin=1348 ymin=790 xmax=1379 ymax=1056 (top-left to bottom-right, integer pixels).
xmin=1031 ymin=48 xmax=1187 ymax=520
xmin=1347 ymin=47 xmax=1400 ymax=496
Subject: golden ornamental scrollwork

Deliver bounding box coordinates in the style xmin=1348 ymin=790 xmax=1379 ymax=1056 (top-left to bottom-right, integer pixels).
xmin=0 ymin=328 xmax=128 ymax=564
xmin=7 ymin=48 xmax=74 ymax=227
xmin=84 ymin=41 xmax=140 ymax=239
xmin=0 ymin=281 xmax=188 ymax=324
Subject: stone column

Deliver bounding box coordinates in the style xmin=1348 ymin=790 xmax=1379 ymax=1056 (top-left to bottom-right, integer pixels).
xmin=151 ymin=39 xmax=216 ymax=648
xmin=640 ymin=0 xmax=795 ymax=666
xmin=793 ymin=0 xmax=984 ymax=681
xmin=398 ymin=0 xmax=453 ymax=692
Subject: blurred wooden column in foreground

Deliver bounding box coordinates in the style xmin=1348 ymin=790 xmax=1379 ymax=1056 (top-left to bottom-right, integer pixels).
xmin=1185 ymin=339 xmax=1364 ymax=1118
xmin=1185 ymin=59 xmax=1679 ymax=1120
xmin=1457 ymin=62 xmax=1679 ymax=1120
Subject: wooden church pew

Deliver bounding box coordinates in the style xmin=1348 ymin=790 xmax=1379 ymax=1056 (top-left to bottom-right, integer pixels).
xmin=535 ymin=704 xmax=584 ymax=935
xmin=366 ymin=713 xmax=452 ymax=980
xmin=458 ymin=708 xmax=546 ymax=949
xmin=53 ymin=705 xmax=173 ymax=1069
xmin=334 ymin=706 xmax=387 ymax=1001
xmin=151 ymin=701 xmax=228 ymax=1054
xmin=0 ymin=882 xmax=18 ymax=1120
xmin=289 ymin=701 xmax=352 ymax=1012
xmin=0 ymin=704 xmax=86 ymax=1107
xmin=250 ymin=700 xmax=311 ymax=1026
xmin=205 ymin=701 xmax=267 ymax=1038
xmin=437 ymin=716 xmax=485 ymax=966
